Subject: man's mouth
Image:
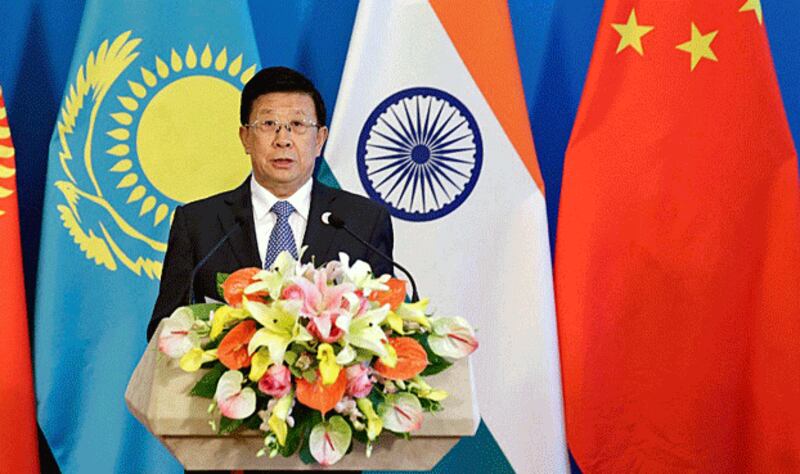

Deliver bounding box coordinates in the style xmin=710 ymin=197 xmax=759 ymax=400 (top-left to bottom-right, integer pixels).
xmin=271 ymin=158 xmax=294 ymax=168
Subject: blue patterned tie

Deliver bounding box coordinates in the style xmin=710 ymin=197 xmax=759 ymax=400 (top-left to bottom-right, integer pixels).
xmin=264 ymin=200 xmax=298 ymax=269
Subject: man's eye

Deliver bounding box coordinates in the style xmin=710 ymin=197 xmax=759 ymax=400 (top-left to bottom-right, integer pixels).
xmin=263 ymin=120 xmax=277 ymax=127
xmin=290 ymin=121 xmax=305 ymax=128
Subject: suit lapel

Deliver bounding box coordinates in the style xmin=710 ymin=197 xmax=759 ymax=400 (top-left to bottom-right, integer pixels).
xmin=303 ymin=180 xmax=339 ymax=266
xmin=221 ymin=178 xmax=262 ymax=268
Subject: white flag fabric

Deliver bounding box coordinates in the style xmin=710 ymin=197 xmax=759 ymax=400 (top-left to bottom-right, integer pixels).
xmin=324 ymin=1 xmax=568 ymax=472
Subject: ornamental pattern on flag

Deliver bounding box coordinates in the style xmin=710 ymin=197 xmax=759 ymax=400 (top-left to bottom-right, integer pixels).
xmin=34 ymin=2 xmax=261 ymax=472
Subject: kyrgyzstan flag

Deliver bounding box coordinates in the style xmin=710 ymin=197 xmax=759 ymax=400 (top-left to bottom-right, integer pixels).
xmin=556 ymin=2 xmax=800 ymax=472
xmin=0 ymin=87 xmax=40 ymax=472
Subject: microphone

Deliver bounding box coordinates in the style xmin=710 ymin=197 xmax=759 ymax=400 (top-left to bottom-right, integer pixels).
xmin=322 ymin=211 xmax=420 ymax=302
xmin=187 ymin=208 xmax=249 ymax=304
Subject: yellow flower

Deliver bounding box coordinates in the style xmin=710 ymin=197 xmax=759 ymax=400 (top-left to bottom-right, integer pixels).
xmin=397 ymin=299 xmax=432 ymax=328
xmin=386 ymin=312 xmax=405 ymax=335
xmin=179 ymin=348 xmax=217 ymax=372
xmin=210 ymin=306 xmax=248 ymax=340
xmin=317 ymin=344 xmax=341 ymax=385
xmin=269 ymin=393 xmax=294 ymax=446
xmin=248 ymin=347 xmax=272 ymax=382
xmin=424 ymin=389 xmax=449 ymax=401
xmin=409 ymin=376 xmax=448 ymax=401
xmin=356 ymin=398 xmax=383 ymax=441
xmin=378 ymin=342 xmax=397 ymax=369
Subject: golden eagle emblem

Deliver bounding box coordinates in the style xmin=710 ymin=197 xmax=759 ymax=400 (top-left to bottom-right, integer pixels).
xmin=53 ymin=30 xmax=256 ymax=279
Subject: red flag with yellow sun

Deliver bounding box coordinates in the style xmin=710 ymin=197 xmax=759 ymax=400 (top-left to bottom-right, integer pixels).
xmin=556 ymin=1 xmax=800 ymax=472
xmin=0 ymin=87 xmax=40 ymax=472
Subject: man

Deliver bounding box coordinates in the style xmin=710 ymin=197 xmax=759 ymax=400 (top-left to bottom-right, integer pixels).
xmin=147 ymin=66 xmax=394 ymax=340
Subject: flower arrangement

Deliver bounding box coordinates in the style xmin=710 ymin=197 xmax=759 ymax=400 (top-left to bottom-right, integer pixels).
xmin=157 ymin=250 xmax=478 ymax=466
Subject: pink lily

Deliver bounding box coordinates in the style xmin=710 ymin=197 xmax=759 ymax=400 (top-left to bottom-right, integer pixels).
xmin=291 ymin=269 xmax=354 ymax=340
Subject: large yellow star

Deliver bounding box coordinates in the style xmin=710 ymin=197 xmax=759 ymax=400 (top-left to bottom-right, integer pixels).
xmin=611 ymin=8 xmax=654 ymax=55
xmin=676 ymin=22 xmax=718 ymax=71
xmin=739 ymin=0 xmax=763 ymax=25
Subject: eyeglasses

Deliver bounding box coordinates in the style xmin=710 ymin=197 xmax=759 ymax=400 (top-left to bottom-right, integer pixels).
xmin=244 ymin=118 xmax=319 ymax=135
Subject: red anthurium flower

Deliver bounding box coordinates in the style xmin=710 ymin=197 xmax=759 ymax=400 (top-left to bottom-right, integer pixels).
xmin=369 ymin=278 xmax=407 ymax=310
xmin=223 ymin=267 xmax=268 ymax=307
xmin=218 ymin=320 xmax=257 ymax=369
xmin=296 ymin=370 xmax=347 ymax=415
xmin=374 ymin=337 xmax=428 ymax=380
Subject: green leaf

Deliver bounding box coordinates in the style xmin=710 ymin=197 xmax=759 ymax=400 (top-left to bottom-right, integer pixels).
xmin=284 ymin=351 xmax=298 ymax=366
xmin=190 ymin=363 xmax=225 ymax=398
xmin=280 ymin=405 xmax=319 ymax=457
xmin=351 ymin=426 xmax=368 ymax=444
xmin=188 ymin=303 xmax=224 ymax=321
xmin=218 ymin=415 xmax=244 ymax=435
xmin=288 ymin=364 xmax=303 ymax=379
xmin=302 ymin=369 xmax=317 ymax=383
xmin=413 ymin=333 xmax=452 ymax=376
xmin=367 ymin=387 xmax=385 ymax=409
xmin=354 ymin=347 xmax=375 ymax=363
xmin=203 ymin=337 xmax=221 ymax=351
xmin=216 ymin=272 xmax=230 ymax=300
xmin=299 ymin=435 xmax=315 ymax=465
xmin=243 ymin=413 xmax=262 ymax=430
xmin=420 ymin=398 xmax=443 ymax=412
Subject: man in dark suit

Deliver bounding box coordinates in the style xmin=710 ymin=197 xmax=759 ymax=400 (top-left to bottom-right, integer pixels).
xmin=147 ymin=66 xmax=393 ymax=341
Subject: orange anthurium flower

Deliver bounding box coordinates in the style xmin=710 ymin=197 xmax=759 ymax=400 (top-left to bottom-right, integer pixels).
xmin=369 ymin=278 xmax=406 ymax=310
xmin=218 ymin=320 xmax=257 ymax=370
xmin=374 ymin=337 xmax=428 ymax=380
xmin=223 ymin=267 xmax=268 ymax=307
xmin=296 ymin=370 xmax=347 ymax=415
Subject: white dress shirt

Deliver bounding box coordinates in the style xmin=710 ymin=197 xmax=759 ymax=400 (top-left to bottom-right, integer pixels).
xmin=250 ymin=176 xmax=313 ymax=266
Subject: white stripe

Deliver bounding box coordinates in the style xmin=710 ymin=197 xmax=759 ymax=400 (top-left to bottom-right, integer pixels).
xmin=326 ymin=1 xmax=567 ymax=471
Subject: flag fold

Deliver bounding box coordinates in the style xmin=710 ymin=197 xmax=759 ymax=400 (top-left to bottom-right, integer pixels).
xmin=325 ymin=1 xmax=567 ymax=472
xmin=557 ymin=2 xmax=800 ymax=472
xmin=34 ymin=2 xmax=260 ymax=471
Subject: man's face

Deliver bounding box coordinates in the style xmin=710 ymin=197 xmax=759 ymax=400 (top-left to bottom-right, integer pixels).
xmin=239 ymin=92 xmax=328 ymax=197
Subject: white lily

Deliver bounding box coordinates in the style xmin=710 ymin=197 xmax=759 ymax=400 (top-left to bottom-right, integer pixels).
xmin=341 ymin=303 xmax=391 ymax=358
xmin=338 ymin=252 xmax=390 ymax=292
xmin=245 ymin=250 xmax=299 ymax=300
xmin=245 ymin=299 xmax=312 ymax=365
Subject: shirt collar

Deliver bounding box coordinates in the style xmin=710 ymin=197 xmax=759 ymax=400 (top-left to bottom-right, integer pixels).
xmin=250 ymin=175 xmax=313 ymax=221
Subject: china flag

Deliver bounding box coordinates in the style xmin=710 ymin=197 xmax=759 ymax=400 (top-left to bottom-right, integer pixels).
xmin=556 ymin=2 xmax=800 ymax=473
xmin=0 ymin=87 xmax=40 ymax=473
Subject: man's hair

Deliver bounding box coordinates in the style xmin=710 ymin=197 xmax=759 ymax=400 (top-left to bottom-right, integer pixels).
xmin=240 ymin=66 xmax=327 ymax=126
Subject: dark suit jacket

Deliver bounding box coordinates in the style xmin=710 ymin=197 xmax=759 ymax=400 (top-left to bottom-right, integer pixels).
xmin=147 ymin=178 xmax=393 ymax=340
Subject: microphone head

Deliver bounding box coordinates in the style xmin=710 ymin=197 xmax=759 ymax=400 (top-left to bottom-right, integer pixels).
xmin=321 ymin=211 xmax=345 ymax=229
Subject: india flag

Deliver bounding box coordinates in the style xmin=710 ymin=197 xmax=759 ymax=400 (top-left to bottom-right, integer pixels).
xmin=324 ymin=1 xmax=567 ymax=471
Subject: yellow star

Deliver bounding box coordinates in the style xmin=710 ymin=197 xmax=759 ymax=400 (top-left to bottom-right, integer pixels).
xmin=611 ymin=8 xmax=654 ymax=55
xmin=676 ymin=22 xmax=718 ymax=71
xmin=739 ymin=0 xmax=763 ymax=25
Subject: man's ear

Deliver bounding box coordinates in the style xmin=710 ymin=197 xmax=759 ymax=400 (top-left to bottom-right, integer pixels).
xmin=239 ymin=125 xmax=250 ymax=154
xmin=316 ymin=126 xmax=329 ymax=155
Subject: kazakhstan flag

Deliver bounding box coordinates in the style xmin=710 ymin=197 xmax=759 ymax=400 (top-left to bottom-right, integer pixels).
xmin=34 ymin=1 xmax=260 ymax=471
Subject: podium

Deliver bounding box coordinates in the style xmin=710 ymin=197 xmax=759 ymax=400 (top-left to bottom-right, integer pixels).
xmin=126 ymin=322 xmax=479 ymax=471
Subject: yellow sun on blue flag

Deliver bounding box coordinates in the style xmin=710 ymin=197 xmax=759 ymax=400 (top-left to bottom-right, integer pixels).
xmin=34 ymin=1 xmax=260 ymax=471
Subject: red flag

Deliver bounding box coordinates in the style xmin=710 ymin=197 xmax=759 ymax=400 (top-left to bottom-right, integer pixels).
xmin=0 ymin=87 xmax=40 ymax=473
xmin=556 ymin=2 xmax=800 ymax=472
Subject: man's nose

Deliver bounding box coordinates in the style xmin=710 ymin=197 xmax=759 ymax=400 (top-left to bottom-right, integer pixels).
xmin=273 ymin=126 xmax=292 ymax=147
